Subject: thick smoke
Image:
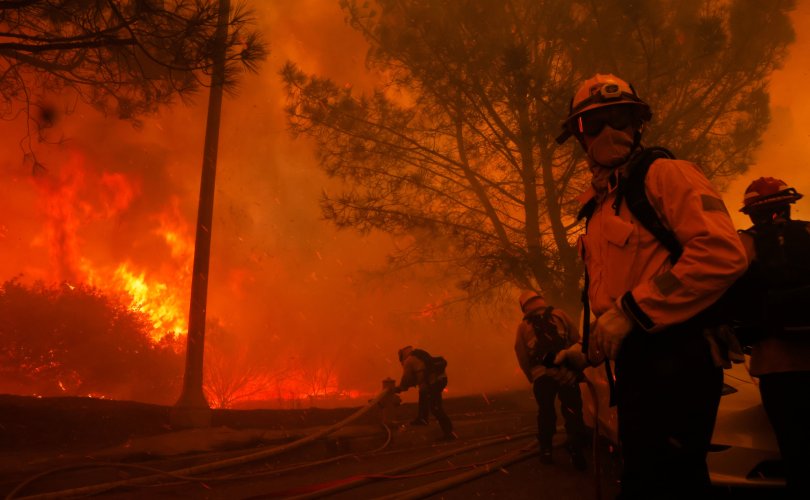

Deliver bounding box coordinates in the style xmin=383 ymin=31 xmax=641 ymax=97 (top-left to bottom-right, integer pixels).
xmin=1 ymin=1 xmax=808 ymax=405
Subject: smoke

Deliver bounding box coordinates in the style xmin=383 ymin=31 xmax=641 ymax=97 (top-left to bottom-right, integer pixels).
xmin=724 ymin=1 xmax=810 ymax=226
xmin=2 ymin=1 xmax=808 ymax=405
xmin=0 ymin=0 xmax=524 ymax=404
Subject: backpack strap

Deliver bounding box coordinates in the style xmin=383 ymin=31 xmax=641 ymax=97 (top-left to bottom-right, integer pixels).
xmin=577 ymin=198 xmax=616 ymax=405
xmin=409 ymin=349 xmax=432 ymax=375
xmin=542 ymin=305 xmax=554 ymax=322
xmin=576 ymin=201 xmax=595 ymax=357
xmin=623 ymin=147 xmax=681 ymax=264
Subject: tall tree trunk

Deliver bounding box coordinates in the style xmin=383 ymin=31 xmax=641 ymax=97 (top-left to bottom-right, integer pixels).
xmin=170 ymin=0 xmax=230 ymax=429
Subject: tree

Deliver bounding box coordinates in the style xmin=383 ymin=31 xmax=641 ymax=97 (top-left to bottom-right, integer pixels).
xmin=0 ymin=0 xmax=266 ymax=172
xmin=0 ymin=278 xmax=183 ymax=403
xmin=282 ymin=0 xmax=795 ymax=314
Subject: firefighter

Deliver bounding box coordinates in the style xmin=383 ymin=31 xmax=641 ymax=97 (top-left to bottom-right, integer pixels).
xmin=515 ymin=290 xmax=587 ymax=469
xmin=394 ymin=346 xmax=456 ymax=441
xmin=553 ymin=74 xmax=748 ymax=498
xmin=737 ymin=177 xmax=810 ymax=497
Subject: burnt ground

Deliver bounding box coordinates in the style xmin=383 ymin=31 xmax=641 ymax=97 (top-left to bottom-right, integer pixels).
xmin=0 ymin=391 xmax=535 ymax=452
xmin=1 ymin=390 xmax=613 ymax=499
xmin=0 ymin=391 xmax=787 ymax=499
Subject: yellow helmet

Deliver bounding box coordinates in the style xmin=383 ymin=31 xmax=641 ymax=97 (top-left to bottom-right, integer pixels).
xmin=556 ymin=73 xmax=652 ymax=144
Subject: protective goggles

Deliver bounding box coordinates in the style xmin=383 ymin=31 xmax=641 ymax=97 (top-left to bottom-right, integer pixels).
xmin=577 ymin=105 xmax=637 ymax=136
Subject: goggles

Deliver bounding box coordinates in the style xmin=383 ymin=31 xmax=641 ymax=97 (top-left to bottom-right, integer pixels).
xmin=577 ymin=105 xmax=636 ymax=136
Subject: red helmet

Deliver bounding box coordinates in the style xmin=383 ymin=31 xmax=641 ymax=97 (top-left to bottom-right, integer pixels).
xmin=740 ymin=177 xmax=803 ymax=213
xmin=556 ymin=74 xmax=652 ymax=144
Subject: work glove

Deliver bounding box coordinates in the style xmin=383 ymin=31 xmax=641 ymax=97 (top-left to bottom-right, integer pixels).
xmin=593 ymin=302 xmax=634 ymax=360
xmin=551 ymin=345 xmax=588 ymax=386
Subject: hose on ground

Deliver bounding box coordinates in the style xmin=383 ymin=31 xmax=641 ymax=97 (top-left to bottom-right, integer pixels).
xmin=376 ymin=441 xmax=539 ymax=500
xmin=284 ymin=429 xmax=536 ymax=500
xmin=5 ymin=388 xmax=393 ymax=500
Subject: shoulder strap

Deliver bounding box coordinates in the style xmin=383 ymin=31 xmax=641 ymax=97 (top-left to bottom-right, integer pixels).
xmin=577 ymin=197 xmax=597 ymax=223
xmin=623 ymin=147 xmax=682 ymax=264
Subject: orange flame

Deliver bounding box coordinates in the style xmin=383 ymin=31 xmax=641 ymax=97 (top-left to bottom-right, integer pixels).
xmin=111 ymin=263 xmax=187 ymax=341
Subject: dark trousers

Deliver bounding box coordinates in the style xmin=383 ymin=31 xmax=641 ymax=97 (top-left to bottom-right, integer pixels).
xmin=533 ymin=375 xmax=586 ymax=450
xmin=419 ymin=378 xmax=453 ymax=436
xmin=615 ymin=325 xmax=723 ymax=500
xmin=416 ymin=389 xmax=429 ymax=422
xmin=759 ymin=370 xmax=810 ymax=498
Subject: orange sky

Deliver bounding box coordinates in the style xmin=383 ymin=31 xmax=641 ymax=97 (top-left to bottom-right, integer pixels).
xmin=2 ymin=1 xmax=810 ymax=404
xmin=725 ymin=0 xmax=810 ymax=227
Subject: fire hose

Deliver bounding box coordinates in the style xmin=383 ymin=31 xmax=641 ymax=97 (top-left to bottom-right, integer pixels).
xmin=285 ymin=430 xmax=537 ymax=499
xmin=334 ymin=375 xmax=606 ymax=500
xmin=376 ymin=442 xmax=538 ymax=500
xmin=5 ymin=388 xmax=394 ymax=500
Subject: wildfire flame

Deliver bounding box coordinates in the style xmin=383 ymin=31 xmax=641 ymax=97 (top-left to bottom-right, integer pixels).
xmin=112 ymin=263 xmax=187 ymax=341
xmin=18 ymin=150 xmax=368 ymax=406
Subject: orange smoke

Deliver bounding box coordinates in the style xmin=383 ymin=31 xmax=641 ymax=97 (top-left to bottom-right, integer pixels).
xmin=724 ymin=3 xmax=810 ymax=224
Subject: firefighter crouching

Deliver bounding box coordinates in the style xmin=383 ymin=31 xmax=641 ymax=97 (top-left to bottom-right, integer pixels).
xmin=394 ymin=346 xmax=456 ymax=441
xmin=553 ymin=73 xmax=748 ymax=498
xmin=515 ymin=290 xmax=587 ymax=469
xmin=737 ymin=177 xmax=810 ymax=497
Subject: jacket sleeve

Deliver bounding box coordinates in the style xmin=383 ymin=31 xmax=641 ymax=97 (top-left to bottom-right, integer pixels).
xmin=514 ymin=325 xmax=533 ymax=382
xmin=622 ymin=159 xmax=748 ymax=332
xmin=398 ymin=358 xmax=419 ymax=390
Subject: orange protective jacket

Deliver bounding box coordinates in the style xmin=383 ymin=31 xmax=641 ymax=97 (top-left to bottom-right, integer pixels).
xmin=580 ymin=157 xmax=748 ymax=332
xmin=514 ymin=302 xmax=580 ymax=382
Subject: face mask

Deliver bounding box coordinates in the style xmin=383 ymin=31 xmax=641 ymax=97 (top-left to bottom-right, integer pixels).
xmin=586 ymin=127 xmax=635 ymax=168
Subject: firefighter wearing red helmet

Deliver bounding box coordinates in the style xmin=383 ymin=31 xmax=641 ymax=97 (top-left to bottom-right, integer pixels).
xmin=737 ymin=176 xmax=810 ymax=496
xmin=552 ymin=74 xmax=748 ymax=498
xmin=740 ymin=176 xmax=803 ymax=216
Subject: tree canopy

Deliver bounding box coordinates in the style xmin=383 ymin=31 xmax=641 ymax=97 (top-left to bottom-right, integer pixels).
xmin=282 ymin=0 xmax=795 ymax=312
xmin=0 ymin=0 xmax=267 ymax=172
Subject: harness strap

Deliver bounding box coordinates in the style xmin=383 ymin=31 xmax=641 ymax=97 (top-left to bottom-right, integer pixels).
xmin=578 ymin=208 xmax=617 ymax=406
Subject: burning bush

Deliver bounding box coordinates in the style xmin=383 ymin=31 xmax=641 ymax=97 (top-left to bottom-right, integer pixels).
xmin=0 ymin=278 xmax=182 ymax=403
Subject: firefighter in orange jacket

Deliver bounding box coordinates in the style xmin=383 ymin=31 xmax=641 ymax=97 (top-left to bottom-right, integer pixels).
xmin=554 ymin=74 xmax=748 ymax=499
xmin=515 ymin=290 xmax=587 ymax=469
xmin=395 ymin=346 xmax=455 ymax=441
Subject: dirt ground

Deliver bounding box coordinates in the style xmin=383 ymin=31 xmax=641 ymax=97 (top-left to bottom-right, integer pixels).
xmin=0 ymin=390 xmax=535 ymax=452
xmin=0 ymin=391 xmax=785 ymax=499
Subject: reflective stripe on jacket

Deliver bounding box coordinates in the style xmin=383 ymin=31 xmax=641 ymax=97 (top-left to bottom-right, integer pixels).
xmin=580 ymin=158 xmax=748 ymax=332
